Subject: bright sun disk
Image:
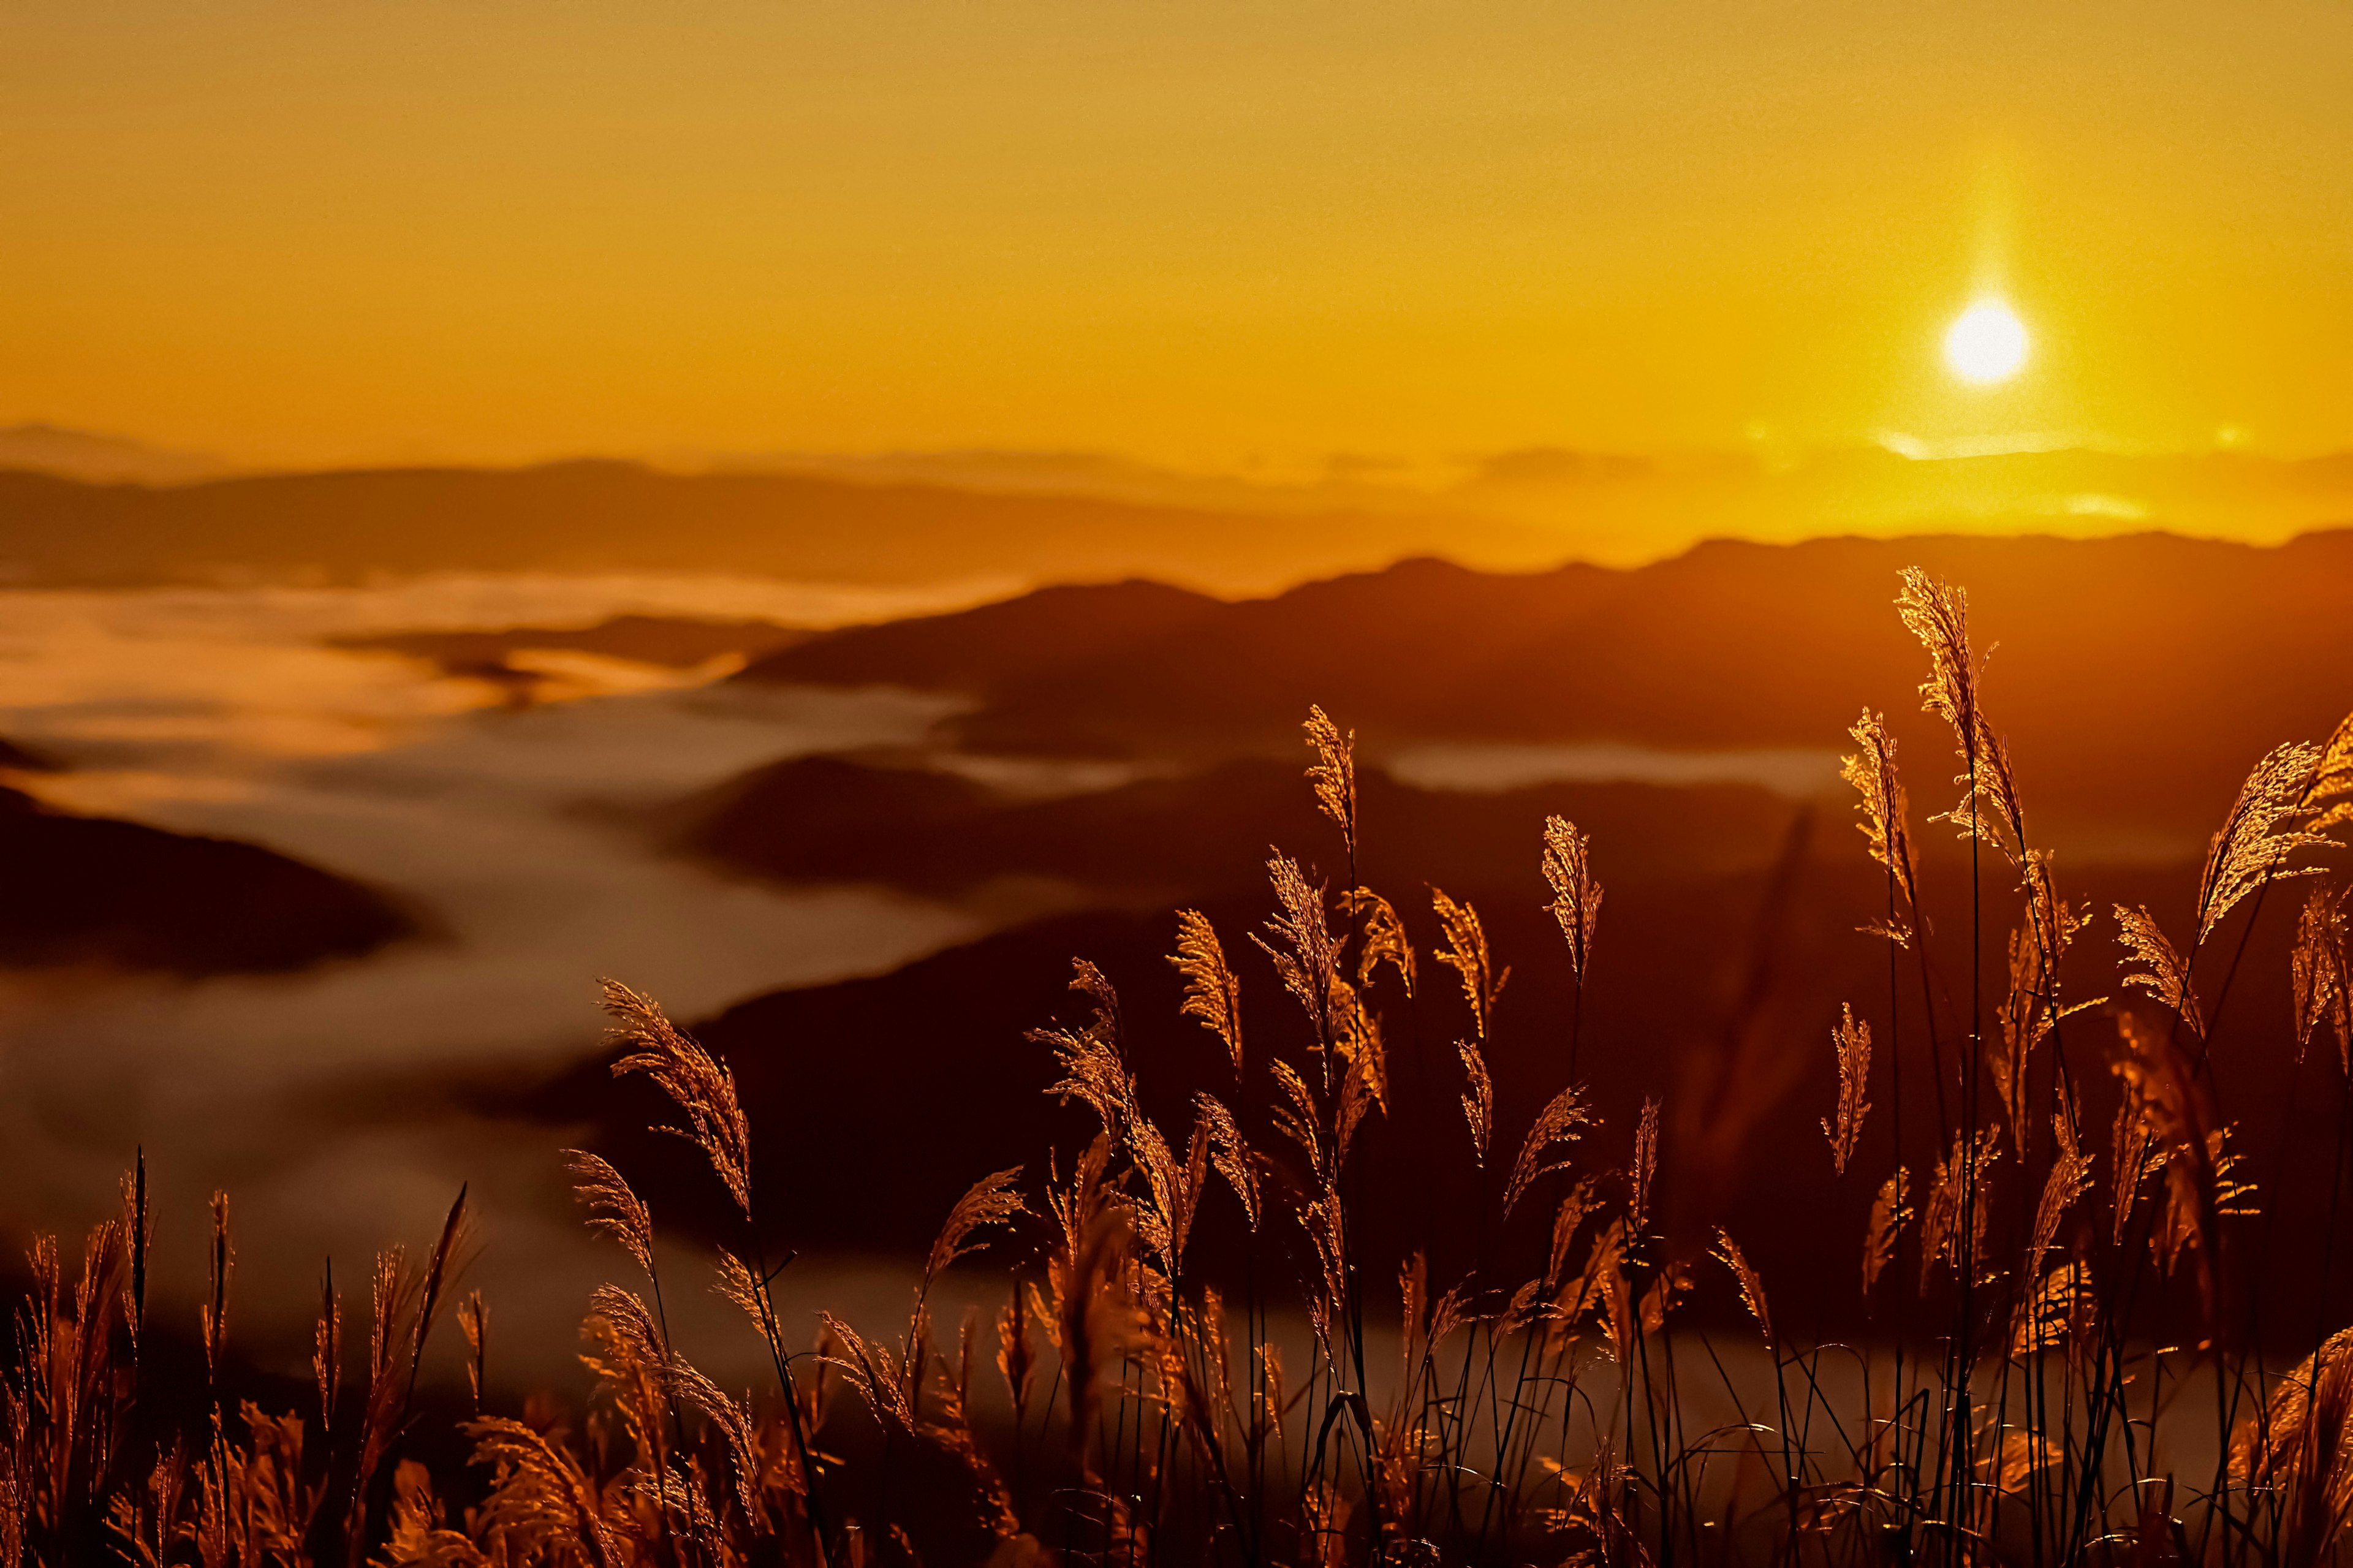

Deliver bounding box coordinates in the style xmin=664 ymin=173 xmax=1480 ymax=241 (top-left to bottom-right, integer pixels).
xmin=1943 ymin=300 xmax=2029 ymax=384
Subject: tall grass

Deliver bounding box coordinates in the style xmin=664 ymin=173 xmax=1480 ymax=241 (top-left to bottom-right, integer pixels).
xmin=7 ymin=569 xmax=2353 ymax=1567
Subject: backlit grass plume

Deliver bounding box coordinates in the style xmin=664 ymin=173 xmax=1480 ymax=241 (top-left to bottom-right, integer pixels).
xmin=1502 ymin=1085 xmax=1590 ymax=1219
xmin=1430 ymin=886 xmax=1506 ymax=1042
xmin=1896 ymin=567 xmax=1996 ymax=850
xmin=2230 ymin=1327 xmax=2353 ymax=1564
xmin=601 ymin=978 xmax=753 ymax=1217
xmin=1341 ymin=886 xmax=1416 ymax=998
xmin=923 ymin=1167 xmax=1027 ymax=1295
xmin=563 ymin=1148 xmax=655 ymax=1275
xmin=2311 ymin=710 xmax=2353 ymax=835
xmin=1629 ymin=1095 xmax=1660 ymax=1235
xmin=2116 ymin=903 xmax=2206 ymax=1039
xmin=1841 ymin=707 xmax=1920 ymax=931
xmin=1253 ymin=853 xmax=1341 ymax=1059
xmin=1036 ymin=958 xmax=1140 ymax=1139
xmin=1302 ymin=703 xmax=1357 ymax=865
xmin=1456 ymin=1039 xmax=1493 ymax=1166
xmin=2195 ymin=738 xmax=2332 ymax=942
xmin=1710 ymin=1228 xmax=1771 ymax=1342
xmin=1539 ymin=813 xmax=1601 ymax=988
xmin=1861 ymin=1167 xmax=1911 ymax=1298
xmin=2294 ymin=882 xmax=2352 ymax=1067
xmin=1194 ymin=1091 xmax=1261 ymax=1229
xmin=1169 ymin=907 xmax=1244 ymax=1075
xmin=1821 ymin=1002 xmax=1871 ymax=1176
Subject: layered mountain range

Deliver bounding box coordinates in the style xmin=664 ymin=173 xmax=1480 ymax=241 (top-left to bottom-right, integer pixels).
xmin=0 ymin=461 xmax=1543 ymax=593
xmin=526 ymin=526 xmax=2351 ymax=1310
xmin=727 ymin=530 xmax=2353 ymax=855
xmin=8 ymin=434 xmax=2353 ymax=591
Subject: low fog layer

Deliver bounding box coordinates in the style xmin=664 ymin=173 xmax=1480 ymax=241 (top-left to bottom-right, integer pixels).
xmin=0 ymin=575 xmax=1011 ymax=1373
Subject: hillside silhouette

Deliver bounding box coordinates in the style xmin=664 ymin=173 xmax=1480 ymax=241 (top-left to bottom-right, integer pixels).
xmin=0 ymin=784 xmax=414 ymax=973
xmin=738 ymin=530 xmax=2353 ymax=851
xmin=676 ymin=753 xmax=1795 ymax=904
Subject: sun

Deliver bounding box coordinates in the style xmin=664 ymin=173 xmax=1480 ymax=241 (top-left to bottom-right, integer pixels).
xmin=1942 ymin=300 xmax=2029 ymax=384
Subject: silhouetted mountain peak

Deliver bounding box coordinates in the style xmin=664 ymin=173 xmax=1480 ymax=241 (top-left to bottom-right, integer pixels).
xmin=737 ymin=578 xmax=1225 ymax=695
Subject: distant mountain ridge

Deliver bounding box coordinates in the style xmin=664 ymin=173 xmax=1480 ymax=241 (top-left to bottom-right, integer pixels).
xmin=0 ymin=460 xmax=1545 ymax=594
xmin=0 ymin=423 xmax=228 ymax=485
xmin=18 ymin=423 xmax=2353 ymax=577
xmin=9 ymin=435 xmax=2353 ymax=592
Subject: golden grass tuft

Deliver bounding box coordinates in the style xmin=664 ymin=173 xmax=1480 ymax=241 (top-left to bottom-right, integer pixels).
xmin=1821 ymin=1003 xmax=1871 ymax=1176
xmin=1429 ymin=887 xmax=1505 ymax=1043
xmin=2197 ymin=740 xmax=2333 ymax=941
xmin=602 ymin=979 xmax=753 ymax=1218
xmin=1301 ymin=704 xmax=1357 ymax=865
xmin=563 ymin=1149 xmax=656 ymax=1276
xmin=1841 ymin=706 xmax=1920 ymax=931
xmin=2295 ymin=883 xmax=2353 ymax=1069
xmin=1168 ymin=907 xmax=1245 ymax=1075
xmin=1709 ymin=1227 xmax=1771 ymax=1343
xmin=2116 ymin=904 xmax=2205 ymax=1038
xmin=1539 ymin=814 xmax=1601 ymax=988
xmin=1860 ymin=1165 xmax=1911 ymax=1299
xmin=1455 ymin=1038 xmax=1493 ymax=1168
xmin=1502 ymin=1085 xmax=1591 ymax=1221
xmin=1340 ymin=887 xmax=1417 ymax=999
xmin=923 ymin=1168 xmax=1028 ymax=1293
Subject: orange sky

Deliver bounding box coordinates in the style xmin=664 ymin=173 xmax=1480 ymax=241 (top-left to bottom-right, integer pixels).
xmin=4 ymin=2 xmax=2352 ymax=479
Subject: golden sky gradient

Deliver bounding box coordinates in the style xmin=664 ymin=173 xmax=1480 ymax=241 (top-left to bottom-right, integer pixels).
xmin=5 ymin=1 xmax=2352 ymax=477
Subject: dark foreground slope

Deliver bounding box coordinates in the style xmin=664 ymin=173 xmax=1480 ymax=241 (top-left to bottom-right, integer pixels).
xmin=565 ymin=751 xmax=1835 ymax=1255
xmin=547 ymin=722 xmax=2339 ymax=1336
xmin=545 ymin=828 xmax=2331 ymax=1337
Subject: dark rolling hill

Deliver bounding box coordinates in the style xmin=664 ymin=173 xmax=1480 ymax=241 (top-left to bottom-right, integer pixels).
xmin=335 ymin=614 xmax=816 ymax=672
xmin=532 ymin=819 xmax=2331 ymax=1336
xmin=740 ymin=580 xmax=1224 ymax=695
xmin=599 ymin=732 xmax=2298 ymax=1290
xmin=675 ymin=752 xmax=1799 ymax=906
xmin=0 ymin=735 xmax=63 ymax=773
xmin=0 ymin=785 xmax=416 ymax=974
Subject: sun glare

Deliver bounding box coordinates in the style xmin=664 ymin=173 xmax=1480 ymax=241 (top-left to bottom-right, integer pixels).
xmin=1943 ymin=300 xmax=2029 ymax=384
